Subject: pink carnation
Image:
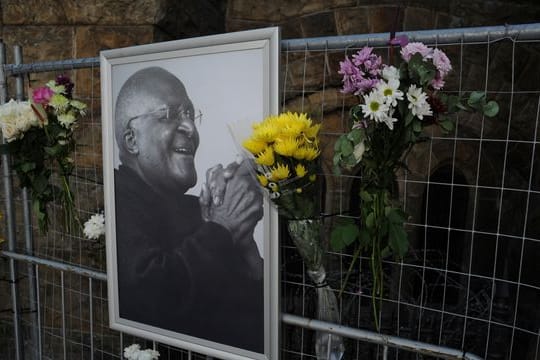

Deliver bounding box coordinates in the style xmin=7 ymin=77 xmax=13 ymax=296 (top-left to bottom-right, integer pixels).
xmin=431 ymin=76 xmax=445 ymax=90
xmin=400 ymin=42 xmax=434 ymax=62
xmin=32 ymin=86 xmax=54 ymax=104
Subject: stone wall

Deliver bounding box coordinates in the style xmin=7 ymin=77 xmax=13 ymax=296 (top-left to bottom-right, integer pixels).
xmin=226 ymin=0 xmax=540 ymax=37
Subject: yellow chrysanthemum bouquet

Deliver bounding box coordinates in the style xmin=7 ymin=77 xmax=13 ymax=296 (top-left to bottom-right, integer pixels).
xmin=243 ymin=112 xmax=345 ymax=360
xmin=243 ymin=112 xmax=321 ymax=220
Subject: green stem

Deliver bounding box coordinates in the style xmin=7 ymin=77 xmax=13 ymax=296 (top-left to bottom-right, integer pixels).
xmin=338 ymin=244 xmax=362 ymax=299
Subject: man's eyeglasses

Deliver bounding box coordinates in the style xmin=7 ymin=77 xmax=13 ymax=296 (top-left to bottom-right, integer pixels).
xmin=127 ymin=105 xmax=203 ymax=126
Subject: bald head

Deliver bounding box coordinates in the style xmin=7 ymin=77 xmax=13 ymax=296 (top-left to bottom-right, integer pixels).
xmin=115 ymin=67 xmax=192 ymax=147
xmin=114 ymin=67 xmax=200 ymax=195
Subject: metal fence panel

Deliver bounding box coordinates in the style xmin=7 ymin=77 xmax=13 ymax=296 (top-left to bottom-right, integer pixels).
xmin=1 ymin=23 xmax=540 ymax=360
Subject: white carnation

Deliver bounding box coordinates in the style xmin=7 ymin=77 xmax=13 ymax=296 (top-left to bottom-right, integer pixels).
xmin=83 ymin=213 xmax=105 ymax=240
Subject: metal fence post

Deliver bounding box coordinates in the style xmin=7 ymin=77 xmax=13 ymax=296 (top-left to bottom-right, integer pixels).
xmin=14 ymin=44 xmax=42 ymax=360
xmin=0 ymin=40 xmax=25 ymax=360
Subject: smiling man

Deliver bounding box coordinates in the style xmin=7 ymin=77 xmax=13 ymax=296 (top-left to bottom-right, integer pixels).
xmin=113 ymin=67 xmax=264 ymax=353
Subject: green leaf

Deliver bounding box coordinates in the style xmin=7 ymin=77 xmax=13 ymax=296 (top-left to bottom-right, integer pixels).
xmin=19 ymin=162 xmax=36 ymax=173
xmin=413 ymin=120 xmax=422 ymax=132
xmin=439 ymin=119 xmax=455 ymax=132
xmin=340 ymin=139 xmax=354 ymax=156
xmin=333 ymin=153 xmax=342 ymax=166
xmin=359 ymin=190 xmax=373 ymax=202
xmin=467 ymin=91 xmax=485 ymax=105
xmin=483 ymin=100 xmax=499 ymax=117
xmin=330 ymin=222 xmax=359 ymax=251
xmin=358 ymin=229 xmax=371 ymax=248
xmin=365 ymin=211 xmax=375 ymax=229
xmin=386 ymin=207 xmax=406 ymax=224
xmin=388 ymin=222 xmax=409 ymax=258
xmin=405 ymin=112 xmax=414 ymax=126
xmin=347 ymin=128 xmax=364 ymax=144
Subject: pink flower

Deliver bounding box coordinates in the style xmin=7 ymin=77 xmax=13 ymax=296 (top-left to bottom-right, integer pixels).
xmin=432 ymin=49 xmax=452 ymax=76
xmin=32 ymin=86 xmax=54 ymax=104
xmin=431 ymin=76 xmax=445 ymax=90
xmin=400 ymin=42 xmax=434 ymax=62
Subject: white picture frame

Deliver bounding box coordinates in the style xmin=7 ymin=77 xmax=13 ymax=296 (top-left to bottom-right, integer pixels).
xmin=100 ymin=27 xmax=280 ymax=360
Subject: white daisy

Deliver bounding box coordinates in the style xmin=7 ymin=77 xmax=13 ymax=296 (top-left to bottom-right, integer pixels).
xmin=406 ymin=84 xmax=433 ymax=120
xmin=381 ymin=109 xmax=399 ymax=130
xmin=377 ymin=79 xmax=404 ymax=107
xmin=361 ymin=90 xmax=389 ymax=123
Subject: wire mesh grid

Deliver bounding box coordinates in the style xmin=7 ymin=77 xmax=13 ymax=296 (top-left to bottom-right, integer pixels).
xmin=0 ymin=25 xmax=539 ymax=360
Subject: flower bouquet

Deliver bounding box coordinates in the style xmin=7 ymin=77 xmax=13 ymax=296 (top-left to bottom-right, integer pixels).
xmin=242 ymin=112 xmax=344 ymax=360
xmin=0 ymin=75 xmax=87 ymax=233
xmin=332 ymin=41 xmax=498 ymax=330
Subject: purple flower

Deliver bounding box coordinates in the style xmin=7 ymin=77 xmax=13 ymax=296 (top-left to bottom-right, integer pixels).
xmin=400 ymin=42 xmax=434 ymax=62
xmin=339 ymin=47 xmax=383 ymax=95
xmin=389 ymin=35 xmax=409 ymax=47
xmin=55 ymin=74 xmax=74 ymax=98
xmin=32 ymin=86 xmax=54 ymax=104
xmin=431 ymin=76 xmax=445 ymax=90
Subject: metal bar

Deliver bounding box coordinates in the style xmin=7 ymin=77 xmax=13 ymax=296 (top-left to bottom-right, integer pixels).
xmin=0 ymin=251 xmax=108 ymax=281
xmin=0 ymin=40 xmax=24 ymax=360
xmin=281 ymin=22 xmax=540 ymax=50
xmin=281 ymin=314 xmax=483 ymax=360
xmin=2 ymin=23 xmax=539 ymax=77
xmin=89 ymin=278 xmax=94 ymax=360
xmin=0 ymin=249 xmax=485 ymax=359
xmin=14 ymin=44 xmax=41 ymax=360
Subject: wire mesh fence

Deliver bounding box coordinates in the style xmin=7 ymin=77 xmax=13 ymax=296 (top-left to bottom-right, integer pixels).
xmin=1 ymin=23 xmax=540 ymax=359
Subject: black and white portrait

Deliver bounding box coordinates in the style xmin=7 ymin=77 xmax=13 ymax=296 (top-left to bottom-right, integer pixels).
xmin=101 ymin=28 xmax=279 ymax=360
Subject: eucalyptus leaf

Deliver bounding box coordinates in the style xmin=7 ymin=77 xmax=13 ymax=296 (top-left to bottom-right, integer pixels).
xmin=483 ymin=100 xmax=499 ymax=117
xmin=467 ymin=91 xmax=485 ymax=106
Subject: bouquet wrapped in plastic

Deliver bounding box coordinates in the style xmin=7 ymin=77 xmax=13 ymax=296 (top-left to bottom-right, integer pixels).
xmin=242 ymin=112 xmax=344 ymax=360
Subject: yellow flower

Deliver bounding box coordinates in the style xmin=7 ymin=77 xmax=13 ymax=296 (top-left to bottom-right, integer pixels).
xmin=255 ymin=147 xmax=275 ymax=166
xmin=303 ymin=146 xmax=320 ymax=161
xmin=295 ymin=188 xmax=303 ymax=194
xmin=294 ymin=146 xmax=320 ymax=160
xmin=309 ymin=174 xmax=317 ymax=182
xmin=270 ymin=163 xmax=290 ymax=181
xmin=252 ymin=118 xmax=280 ymax=142
xmin=304 ymin=123 xmax=321 ymax=139
xmin=243 ymin=138 xmax=267 ymax=155
xmin=295 ymin=164 xmax=307 ymax=178
xmin=257 ymin=174 xmax=269 ymax=187
xmin=273 ymin=136 xmax=299 ymax=157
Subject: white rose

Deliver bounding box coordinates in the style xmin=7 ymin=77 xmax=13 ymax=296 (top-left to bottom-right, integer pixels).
xmin=2 ymin=122 xmax=20 ymax=142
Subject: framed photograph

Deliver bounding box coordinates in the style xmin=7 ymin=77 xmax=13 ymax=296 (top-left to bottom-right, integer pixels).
xmin=100 ymin=27 xmax=280 ymax=360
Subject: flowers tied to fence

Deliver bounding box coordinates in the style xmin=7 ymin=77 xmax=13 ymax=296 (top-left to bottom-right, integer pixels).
xmin=242 ymin=112 xmax=345 ymax=360
xmin=332 ymin=42 xmax=498 ymax=330
xmin=0 ymin=75 xmax=87 ymax=233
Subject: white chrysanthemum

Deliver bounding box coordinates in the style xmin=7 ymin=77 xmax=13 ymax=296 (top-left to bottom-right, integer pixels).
xmin=377 ymin=79 xmax=404 ymax=107
xmin=83 ymin=213 xmax=105 ymax=240
xmin=138 ymin=349 xmax=160 ymax=360
xmin=123 ymin=344 xmax=141 ymax=360
xmin=381 ymin=112 xmax=399 ymax=130
xmin=382 ymin=65 xmax=400 ymax=81
xmin=58 ymin=112 xmax=76 ymax=128
xmin=406 ymin=84 xmax=433 ymax=120
xmin=0 ymin=99 xmax=40 ymax=141
xmin=361 ymin=90 xmax=389 ymax=123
